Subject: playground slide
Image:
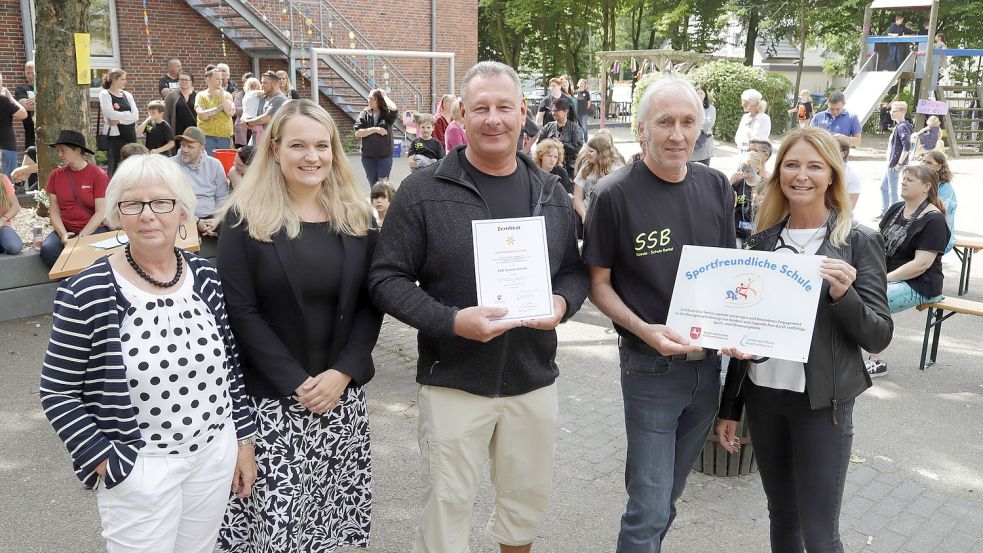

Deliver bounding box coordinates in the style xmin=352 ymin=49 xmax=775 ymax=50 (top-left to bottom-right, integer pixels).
xmin=842 ymin=53 xmax=915 ymax=128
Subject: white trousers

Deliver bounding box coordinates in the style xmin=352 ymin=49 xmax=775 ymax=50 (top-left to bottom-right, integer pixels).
xmin=96 ymin=423 xmax=238 ymax=553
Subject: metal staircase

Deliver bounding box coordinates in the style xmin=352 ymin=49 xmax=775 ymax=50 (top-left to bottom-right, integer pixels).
xmin=184 ymin=0 xmax=426 ymax=125
xmin=936 ymin=84 xmax=983 ymax=158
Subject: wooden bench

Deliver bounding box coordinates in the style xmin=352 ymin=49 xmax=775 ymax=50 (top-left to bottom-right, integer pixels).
xmin=952 ymin=239 xmax=983 ymax=296
xmin=915 ymin=297 xmax=983 ymax=370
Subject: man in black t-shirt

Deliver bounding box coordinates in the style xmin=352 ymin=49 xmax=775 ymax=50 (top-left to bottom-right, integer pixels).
xmin=369 ymin=61 xmax=587 ymax=553
xmin=583 ymin=76 xmax=735 ymax=552
xmin=575 ymin=79 xmax=592 ymax=140
xmin=0 ymin=74 xmax=27 ymax=179
xmin=13 ymin=61 xmax=35 ymax=148
xmin=158 ymin=59 xmax=182 ymax=99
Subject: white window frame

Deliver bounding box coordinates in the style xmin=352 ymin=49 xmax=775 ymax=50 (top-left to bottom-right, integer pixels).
xmin=25 ymin=0 xmax=122 ymax=96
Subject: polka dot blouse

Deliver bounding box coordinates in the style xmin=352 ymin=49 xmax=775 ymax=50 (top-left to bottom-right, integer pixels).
xmin=114 ymin=269 xmax=233 ymax=456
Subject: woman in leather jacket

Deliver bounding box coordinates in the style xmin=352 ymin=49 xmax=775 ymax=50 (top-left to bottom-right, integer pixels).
xmin=716 ymin=128 xmax=893 ymax=553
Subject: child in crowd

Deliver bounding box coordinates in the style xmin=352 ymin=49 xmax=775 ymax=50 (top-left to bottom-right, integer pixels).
xmin=407 ymin=113 xmax=445 ymax=171
xmin=239 ymin=77 xmax=265 ymax=146
xmin=879 ymin=103 xmax=892 ymax=133
xmin=119 ymin=143 xmax=150 ymax=161
xmin=444 ymin=99 xmax=468 ymax=151
xmin=572 ymin=132 xmax=624 ymax=224
xmin=371 ymin=179 xmax=396 ymax=226
xmin=733 ymin=151 xmax=766 ymax=248
xmin=911 ymin=115 xmax=943 ymax=158
xmin=228 ymin=145 xmax=255 ymax=189
xmin=788 ymin=89 xmax=813 ymax=128
xmin=137 ymin=100 xmax=175 ymax=154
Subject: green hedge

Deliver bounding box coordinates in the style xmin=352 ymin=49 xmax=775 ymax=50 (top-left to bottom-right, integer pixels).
xmin=631 ymin=61 xmax=793 ymax=142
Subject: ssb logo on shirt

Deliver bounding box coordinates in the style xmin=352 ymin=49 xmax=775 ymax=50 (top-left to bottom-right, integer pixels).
xmin=633 ymin=227 xmax=673 ymax=257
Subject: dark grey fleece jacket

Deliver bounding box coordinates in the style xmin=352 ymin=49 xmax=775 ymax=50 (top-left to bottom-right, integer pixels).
xmin=368 ymin=147 xmax=588 ymax=397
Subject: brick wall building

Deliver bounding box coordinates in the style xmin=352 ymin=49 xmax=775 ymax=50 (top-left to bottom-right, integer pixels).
xmin=3 ymin=0 xmax=476 ymax=152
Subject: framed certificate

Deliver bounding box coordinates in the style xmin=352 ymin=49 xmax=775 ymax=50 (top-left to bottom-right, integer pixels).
xmin=665 ymin=245 xmax=823 ymax=362
xmin=472 ymin=216 xmax=554 ymax=321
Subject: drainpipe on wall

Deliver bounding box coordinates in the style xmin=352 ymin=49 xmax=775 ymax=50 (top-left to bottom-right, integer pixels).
xmin=431 ymin=0 xmax=437 ymax=110
xmin=21 ymin=0 xmax=35 ymax=60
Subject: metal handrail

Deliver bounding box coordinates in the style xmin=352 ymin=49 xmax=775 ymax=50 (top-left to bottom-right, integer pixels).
xmin=213 ymin=0 xmax=425 ymax=111
xmin=276 ymin=0 xmax=425 ymax=109
xmin=314 ymin=0 xmax=424 ymax=102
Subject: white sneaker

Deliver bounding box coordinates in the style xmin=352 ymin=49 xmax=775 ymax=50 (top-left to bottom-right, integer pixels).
xmin=865 ymin=357 xmax=888 ymax=378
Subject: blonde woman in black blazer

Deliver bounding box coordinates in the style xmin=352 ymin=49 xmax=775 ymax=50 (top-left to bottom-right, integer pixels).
xmin=216 ymin=99 xmax=381 ymax=553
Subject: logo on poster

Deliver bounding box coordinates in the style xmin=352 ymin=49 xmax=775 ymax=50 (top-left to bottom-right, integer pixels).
xmin=724 ymin=273 xmax=763 ymax=307
xmin=690 ymin=327 xmax=702 ymax=340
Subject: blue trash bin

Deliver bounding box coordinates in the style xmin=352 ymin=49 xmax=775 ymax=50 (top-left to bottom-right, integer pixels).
xmin=393 ymin=139 xmax=403 ymax=157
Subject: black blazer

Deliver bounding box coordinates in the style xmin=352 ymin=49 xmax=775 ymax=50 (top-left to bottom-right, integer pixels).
xmin=217 ymin=214 xmax=383 ymax=399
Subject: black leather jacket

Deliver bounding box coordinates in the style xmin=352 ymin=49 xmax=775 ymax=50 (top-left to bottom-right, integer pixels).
xmin=719 ymin=214 xmax=894 ymax=421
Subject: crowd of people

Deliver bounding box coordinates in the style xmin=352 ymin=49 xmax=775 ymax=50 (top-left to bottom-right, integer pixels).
xmin=30 ymin=55 xmax=964 ymax=553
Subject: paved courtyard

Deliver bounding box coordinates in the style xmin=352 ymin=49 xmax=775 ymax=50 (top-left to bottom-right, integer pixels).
xmin=2 ymin=133 xmax=982 ymax=552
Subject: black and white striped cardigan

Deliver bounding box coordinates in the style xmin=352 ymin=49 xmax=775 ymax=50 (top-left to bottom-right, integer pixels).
xmin=40 ymin=252 xmax=257 ymax=489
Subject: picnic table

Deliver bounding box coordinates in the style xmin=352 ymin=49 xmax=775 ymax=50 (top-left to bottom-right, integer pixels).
xmin=48 ymin=228 xmax=200 ymax=280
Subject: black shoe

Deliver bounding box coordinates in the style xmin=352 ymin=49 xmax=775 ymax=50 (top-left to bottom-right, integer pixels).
xmin=865 ymin=358 xmax=888 ymax=378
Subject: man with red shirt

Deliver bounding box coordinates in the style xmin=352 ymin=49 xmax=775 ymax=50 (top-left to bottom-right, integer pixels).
xmin=41 ymin=130 xmax=110 ymax=267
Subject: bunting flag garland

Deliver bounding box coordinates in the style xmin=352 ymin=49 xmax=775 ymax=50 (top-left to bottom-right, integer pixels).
xmin=221 ymin=30 xmax=228 ymax=57
xmin=609 ymin=60 xmax=621 ymax=75
xmin=141 ymin=0 xmax=153 ymax=58
xmin=630 ymin=57 xmax=638 ymax=73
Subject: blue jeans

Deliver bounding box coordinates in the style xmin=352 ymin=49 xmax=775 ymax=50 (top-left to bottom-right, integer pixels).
xmin=579 ymin=114 xmax=589 ymax=141
xmin=744 ymin=381 xmax=854 ymax=553
xmin=0 ymin=225 xmax=22 ymax=254
xmin=361 ymin=155 xmax=393 ymax=185
xmin=617 ymin=346 xmax=721 ymax=553
xmin=880 ymin=168 xmax=900 ymax=215
xmin=40 ymin=226 xmax=109 ymax=268
xmin=886 ymin=44 xmax=901 ymax=71
xmin=887 ymin=281 xmax=941 ymax=313
xmin=1 ymin=149 xmax=18 ymax=179
xmin=204 ymin=136 xmax=231 ymax=156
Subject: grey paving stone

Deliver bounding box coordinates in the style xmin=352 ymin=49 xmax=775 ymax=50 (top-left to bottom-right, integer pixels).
xmin=902 ymin=530 xmax=945 ymax=553
xmin=858 ymin=480 xmax=895 ymax=502
xmin=870 ymin=495 xmax=908 ymax=518
xmin=843 ymin=495 xmax=877 ymax=517
xmin=868 ymin=529 xmax=908 ymax=552
xmin=937 ymin=530 xmax=980 ymax=553
xmin=852 ymin=510 xmax=891 ymax=536
xmin=847 ymin=464 xmax=880 ymax=486
xmin=884 ymin=510 xmax=928 ymax=538
xmin=906 ymin=496 xmax=943 ymax=518
xmin=890 ymin=479 xmax=927 ymax=501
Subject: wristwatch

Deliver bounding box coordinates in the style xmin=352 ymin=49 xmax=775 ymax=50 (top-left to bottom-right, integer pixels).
xmin=238 ymin=437 xmax=254 ymax=448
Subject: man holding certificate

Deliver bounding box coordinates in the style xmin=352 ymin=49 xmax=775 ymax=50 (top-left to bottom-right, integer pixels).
xmin=369 ymin=61 xmax=587 ymax=553
xmin=582 ymin=77 xmax=736 ymax=553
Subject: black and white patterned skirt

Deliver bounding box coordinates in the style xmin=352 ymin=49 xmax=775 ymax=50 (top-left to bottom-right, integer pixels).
xmin=218 ymin=386 xmax=372 ymax=552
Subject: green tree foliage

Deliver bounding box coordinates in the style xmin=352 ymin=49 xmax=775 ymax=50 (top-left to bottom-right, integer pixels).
xmin=630 ymin=62 xmax=791 ymax=141
xmin=478 ymin=0 xmax=983 ymax=94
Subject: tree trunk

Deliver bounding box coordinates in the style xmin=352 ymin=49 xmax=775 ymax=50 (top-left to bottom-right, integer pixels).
xmin=793 ymin=3 xmax=807 ymax=98
xmin=35 ymin=0 xmax=92 ymax=191
xmin=744 ymin=8 xmax=759 ymax=67
xmin=493 ymin=7 xmax=519 ymax=68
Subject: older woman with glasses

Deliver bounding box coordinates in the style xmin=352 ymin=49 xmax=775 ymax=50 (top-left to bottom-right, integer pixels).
xmin=40 ymin=154 xmax=257 ymax=553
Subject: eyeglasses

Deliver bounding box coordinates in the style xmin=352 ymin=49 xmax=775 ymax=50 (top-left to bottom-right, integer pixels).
xmin=117 ymin=199 xmax=177 ymax=216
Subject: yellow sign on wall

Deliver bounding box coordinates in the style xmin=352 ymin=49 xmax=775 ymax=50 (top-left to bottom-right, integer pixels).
xmin=74 ymin=33 xmax=91 ymax=85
